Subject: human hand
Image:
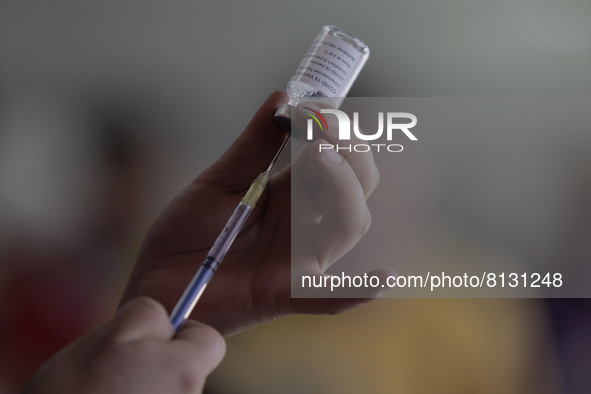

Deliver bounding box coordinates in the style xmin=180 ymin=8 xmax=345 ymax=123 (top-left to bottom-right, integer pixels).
xmin=119 ymin=91 xmax=393 ymax=337
xmin=25 ymin=297 xmax=225 ymax=394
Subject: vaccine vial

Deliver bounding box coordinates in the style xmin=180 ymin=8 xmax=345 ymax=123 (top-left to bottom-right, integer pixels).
xmin=274 ymin=25 xmax=370 ymax=131
xmin=287 ymin=25 xmax=370 ymax=108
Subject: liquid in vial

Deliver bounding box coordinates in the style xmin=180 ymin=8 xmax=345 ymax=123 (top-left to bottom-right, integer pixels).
xmin=286 ymin=25 xmax=370 ymax=109
xmin=274 ymin=25 xmax=370 ymax=132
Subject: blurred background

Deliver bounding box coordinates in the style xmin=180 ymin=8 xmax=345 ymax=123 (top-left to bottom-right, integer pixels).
xmin=0 ymin=0 xmax=590 ymax=393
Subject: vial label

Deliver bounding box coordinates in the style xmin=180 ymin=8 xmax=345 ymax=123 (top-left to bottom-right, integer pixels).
xmin=292 ymin=34 xmax=363 ymax=98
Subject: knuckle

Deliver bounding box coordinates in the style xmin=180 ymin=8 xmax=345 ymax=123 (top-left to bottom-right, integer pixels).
xmin=108 ymin=297 xmax=167 ymax=344
xmin=372 ymin=166 xmax=380 ymax=189
xmin=184 ymin=321 xmax=226 ymax=362
xmin=132 ymin=297 xmax=166 ymax=317
xmin=179 ymin=369 xmax=206 ymax=393
xmin=363 ymin=165 xmax=380 ymax=197
xmin=359 ymin=210 xmax=372 ymax=238
xmin=197 ymin=323 xmax=222 ymax=340
xmin=200 ymin=325 xmax=226 ymax=353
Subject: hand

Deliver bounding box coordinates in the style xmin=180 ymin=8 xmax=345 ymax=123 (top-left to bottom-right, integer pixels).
xmin=119 ymin=91 xmax=393 ymax=337
xmin=25 ymin=297 xmax=225 ymax=394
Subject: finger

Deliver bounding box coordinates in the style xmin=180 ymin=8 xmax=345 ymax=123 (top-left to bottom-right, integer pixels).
xmin=173 ymin=320 xmax=226 ymax=374
xmin=294 ymin=101 xmax=380 ymax=199
xmin=302 ymin=140 xmax=372 ymax=270
xmin=290 ymin=268 xmax=397 ymax=314
xmin=291 ymin=142 xmax=326 ymax=222
xmin=198 ymin=91 xmax=289 ymax=190
xmin=109 ymin=297 xmax=174 ymax=343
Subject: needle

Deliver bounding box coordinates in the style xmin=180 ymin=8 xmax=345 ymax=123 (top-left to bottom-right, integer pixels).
xmin=169 ymin=135 xmax=290 ymax=331
xmin=267 ymin=136 xmax=291 ymax=172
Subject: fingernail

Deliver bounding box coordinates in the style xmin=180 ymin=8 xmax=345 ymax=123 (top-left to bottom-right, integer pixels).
xmin=323 ymin=148 xmax=342 ymax=164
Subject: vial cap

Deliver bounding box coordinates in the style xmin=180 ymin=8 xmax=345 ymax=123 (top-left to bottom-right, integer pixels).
xmin=273 ymin=104 xmax=292 ymax=133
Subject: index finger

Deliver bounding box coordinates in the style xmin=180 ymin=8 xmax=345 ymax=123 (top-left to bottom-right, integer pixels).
xmin=293 ymin=101 xmax=380 ymax=199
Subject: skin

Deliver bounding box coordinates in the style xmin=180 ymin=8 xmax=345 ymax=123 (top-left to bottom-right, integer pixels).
xmin=25 ymin=297 xmax=225 ymax=394
xmin=25 ymin=91 xmax=393 ymax=393
xmin=119 ymin=91 xmax=393 ymax=337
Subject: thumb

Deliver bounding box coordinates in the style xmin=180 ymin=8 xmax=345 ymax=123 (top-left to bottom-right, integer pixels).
xmin=109 ymin=297 xmax=175 ymax=344
xmin=198 ymin=91 xmax=289 ymax=189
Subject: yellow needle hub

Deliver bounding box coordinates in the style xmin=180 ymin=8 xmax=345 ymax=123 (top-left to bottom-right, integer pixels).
xmin=241 ymin=171 xmax=269 ymax=209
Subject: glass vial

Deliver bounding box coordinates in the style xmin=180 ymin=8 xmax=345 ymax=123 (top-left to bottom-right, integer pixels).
xmin=287 ymin=25 xmax=370 ymax=108
xmin=274 ymin=25 xmax=370 ymax=131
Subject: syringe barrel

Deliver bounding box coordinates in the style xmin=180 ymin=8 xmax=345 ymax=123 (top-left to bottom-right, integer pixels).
xmin=207 ymin=202 xmax=252 ymax=270
xmin=169 ymin=201 xmax=252 ymax=331
xmin=170 ymin=264 xmax=214 ymax=330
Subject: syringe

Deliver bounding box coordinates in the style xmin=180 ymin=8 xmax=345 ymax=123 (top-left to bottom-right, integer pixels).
xmin=169 ymin=136 xmax=290 ymax=331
